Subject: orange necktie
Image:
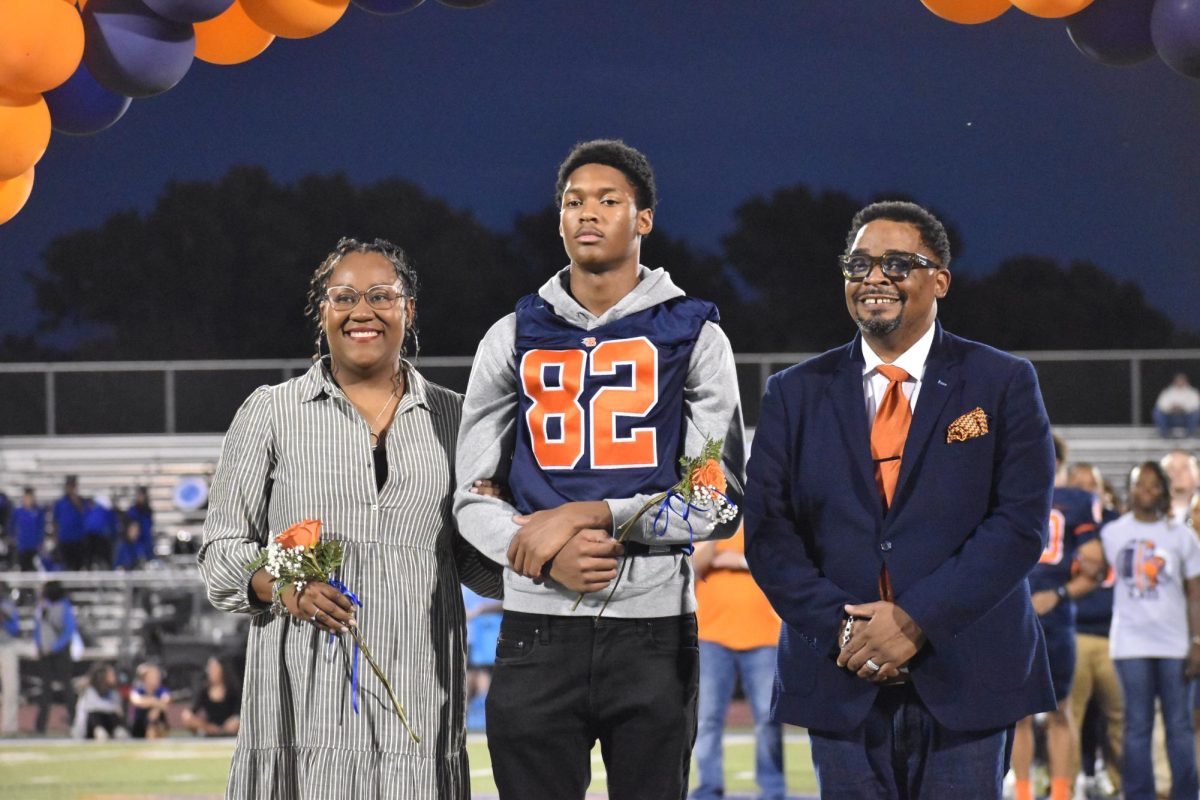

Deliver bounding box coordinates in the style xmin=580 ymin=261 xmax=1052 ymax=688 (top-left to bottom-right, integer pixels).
xmin=871 ymin=364 xmax=912 ymax=508
xmin=871 ymin=364 xmax=911 ymax=602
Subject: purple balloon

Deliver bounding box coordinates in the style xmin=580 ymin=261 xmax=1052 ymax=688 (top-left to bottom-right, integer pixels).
xmin=44 ymin=59 xmax=132 ymax=136
xmin=1152 ymin=0 xmax=1200 ymax=79
xmin=352 ymin=0 xmax=425 ymax=14
xmin=1066 ymin=0 xmax=1155 ymax=67
xmin=83 ymin=0 xmax=195 ymax=99
xmin=143 ymin=0 xmax=234 ymax=24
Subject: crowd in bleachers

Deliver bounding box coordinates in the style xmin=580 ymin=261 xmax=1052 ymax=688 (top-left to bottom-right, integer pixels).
xmin=0 ymin=470 xmax=243 ymax=740
xmin=0 ymin=477 xmax=157 ymax=573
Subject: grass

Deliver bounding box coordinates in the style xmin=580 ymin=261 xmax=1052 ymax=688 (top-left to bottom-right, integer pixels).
xmin=0 ymin=732 xmax=819 ymax=798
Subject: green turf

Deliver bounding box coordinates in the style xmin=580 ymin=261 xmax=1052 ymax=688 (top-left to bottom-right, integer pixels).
xmin=0 ymin=734 xmax=818 ymax=798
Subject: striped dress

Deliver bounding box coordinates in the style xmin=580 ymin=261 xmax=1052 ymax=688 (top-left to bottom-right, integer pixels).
xmin=198 ymin=361 xmax=501 ymax=800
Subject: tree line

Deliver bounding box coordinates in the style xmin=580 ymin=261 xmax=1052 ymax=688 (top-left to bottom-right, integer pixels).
xmin=4 ymin=166 xmax=1193 ymax=362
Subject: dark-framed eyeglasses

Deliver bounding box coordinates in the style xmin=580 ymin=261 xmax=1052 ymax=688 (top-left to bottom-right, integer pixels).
xmin=839 ymin=251 xmax=943 ymax=282
xmin=324 ymin=284 xmax=407 ymax=312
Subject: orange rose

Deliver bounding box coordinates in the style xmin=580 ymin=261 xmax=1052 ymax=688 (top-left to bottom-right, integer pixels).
xmin=691 ymin=458 xmax=727 ymax=494
xmin=275 ymin=519 xmax=322 ymax=549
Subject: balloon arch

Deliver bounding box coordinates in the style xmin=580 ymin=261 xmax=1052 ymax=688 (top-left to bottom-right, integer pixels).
xmin=0 ymin=0 xmax=1198 ymax=225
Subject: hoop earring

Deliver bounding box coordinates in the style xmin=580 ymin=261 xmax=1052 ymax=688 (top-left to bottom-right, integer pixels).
xmin=405 ymin=327 xmax=420 ymax=362
xmin=314 ymin=330 xmax=327 ymax=362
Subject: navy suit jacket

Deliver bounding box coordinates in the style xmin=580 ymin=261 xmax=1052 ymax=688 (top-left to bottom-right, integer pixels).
xmin=744 ymin=323 xmax=1056 ymax=733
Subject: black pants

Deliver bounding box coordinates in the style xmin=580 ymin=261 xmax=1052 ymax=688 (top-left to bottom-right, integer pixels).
xmin=86 ymin=711 xmax=122 ymax=738
xmin=35 ymin=649 xmax=76 ymax=733
xmin=486 ymin=611 xmax=699 ymax=800
xmin=85 ymin=534 xmax=111 ymax=569
xmin=17 ymin=550 xmax=37 ymax=571
xmin=60 ymin=540 xmax=87 ymax=571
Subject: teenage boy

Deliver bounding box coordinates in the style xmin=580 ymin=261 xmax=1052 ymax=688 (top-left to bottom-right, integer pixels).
xmin=455 ymin=139 xmax=744 ymax=799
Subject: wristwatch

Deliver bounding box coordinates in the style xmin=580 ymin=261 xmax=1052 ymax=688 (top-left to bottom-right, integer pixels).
xmin=1055 ymin=585 xmax=1069 ymax=602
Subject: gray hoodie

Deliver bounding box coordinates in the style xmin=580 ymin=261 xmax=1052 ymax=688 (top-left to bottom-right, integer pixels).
xmin=454 ymin=266 xmax=746 ymax=617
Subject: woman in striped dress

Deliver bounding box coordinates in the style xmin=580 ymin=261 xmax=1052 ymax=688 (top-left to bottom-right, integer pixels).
xmin=199 ymin=238 xmax=502 ymax=799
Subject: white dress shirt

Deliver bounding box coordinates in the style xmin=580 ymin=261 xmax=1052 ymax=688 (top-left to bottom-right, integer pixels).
xmin=861 ymin=322 xmax=936 ymax=427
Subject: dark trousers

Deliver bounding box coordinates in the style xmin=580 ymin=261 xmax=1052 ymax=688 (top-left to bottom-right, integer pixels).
xmin=809 ymin=683 xmax=1013 ymax=800
xmin=17 ymin=550 xmax=37 ymax=571
xmin=486 ymin=611 xmax=699 ymax=800
xmin=85 ymin=534 xmax=111 ymax=569
xmin=86 ymin=711 xmax=122 ymax=738
xmin=60 ymin=540 xmax=87 ymax=571
xmin=35 ymin=649 xmax=76 ymax=733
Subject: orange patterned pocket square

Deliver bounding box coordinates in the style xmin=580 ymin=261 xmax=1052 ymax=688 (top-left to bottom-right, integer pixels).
xmin=946 ymin=407 xmax=989 ymax=443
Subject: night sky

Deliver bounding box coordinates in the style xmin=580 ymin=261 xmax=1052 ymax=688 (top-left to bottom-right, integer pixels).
xmin=2 ymin=0 xmax=1198 ymax=348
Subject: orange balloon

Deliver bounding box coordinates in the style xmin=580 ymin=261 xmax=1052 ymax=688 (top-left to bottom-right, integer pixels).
xmin=195 ymin=1 xmax=275 ymax=65
xmin=1011 ymin=0 xmax=1094 ymax=17
xmin=0 ymin=165 xmax=35 ymax=225
xmin=920 ymin=0 xmax=1011 ymax=24
xmin=0 ymin=92 xmax=51 ymax=181
xmin=0 ymin=0 xmax=85 ymax=95
xmin=240 ymin=0 xmax=348 ymax=39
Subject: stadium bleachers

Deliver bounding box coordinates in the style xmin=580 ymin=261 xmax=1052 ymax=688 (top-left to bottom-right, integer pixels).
xmin=0 ymin=434 xmax=223 ymax=534
xmin=3 ymin=427 xmax=1195 ymax=529
xmin=1053 ymin=426 xmax=1199 ymax=489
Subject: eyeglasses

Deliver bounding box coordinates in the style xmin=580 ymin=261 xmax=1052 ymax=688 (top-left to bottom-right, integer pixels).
xmin=839 ymin=251 xmax=942 ymax=281
xmin=324 ymin=284 xmax=407 ymax=312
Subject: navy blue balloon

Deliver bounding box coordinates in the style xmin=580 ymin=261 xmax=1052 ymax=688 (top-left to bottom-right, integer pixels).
xmin=44 ymin=59 xmax=132 ymax=136
xmin=1152 ymin=0 xmax=1200 ymax=78
xmin=352 ymin=0 xmax=424 ymax=14
xmin=1066 ymin=0 xmax=1155 ymax=67
xmin=83 ymin=0 xmax=195 ymax=99
xmin=143 ymin=0 xmax=235 ymax=24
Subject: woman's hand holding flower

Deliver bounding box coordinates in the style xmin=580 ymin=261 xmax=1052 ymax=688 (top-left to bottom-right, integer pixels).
xmin=281 ymin=581 xmax=357 ymax=635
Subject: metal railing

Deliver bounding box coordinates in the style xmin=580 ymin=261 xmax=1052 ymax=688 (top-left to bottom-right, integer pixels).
xmin=2 ymin=349 xmax=1199 ymax=434
xmin=0 ymin=567 xmax=226 ymax=673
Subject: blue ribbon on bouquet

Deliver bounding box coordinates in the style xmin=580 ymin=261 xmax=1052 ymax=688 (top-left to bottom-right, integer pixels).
xmin=650 ymin=492 xmax=703 ymax=555
xmin=327 ymin=577 xmax=363 ymax=714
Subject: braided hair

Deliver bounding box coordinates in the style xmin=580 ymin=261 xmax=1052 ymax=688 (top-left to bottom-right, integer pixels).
xmin=305 ymin=237 xmax=421 ymax=364
xmin=1130 ymin=460 xmax=1172 ymax=517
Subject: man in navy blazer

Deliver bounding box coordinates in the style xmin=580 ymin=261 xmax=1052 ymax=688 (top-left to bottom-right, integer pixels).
xmin=744 ymin=201 xmax=1057 ymax=798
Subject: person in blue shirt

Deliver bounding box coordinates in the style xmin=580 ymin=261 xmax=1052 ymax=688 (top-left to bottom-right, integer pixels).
xmin=53 ymin=477 xmax=88 ymax=571
xmin=33 ymin=580 xmax=77 ymax=733
xmin=1011 ymin=435 xmax=1106 ymax=800
xmin=125 ymin=486 xmax=155 ymax=562
xmin=129 ymin=662 xmax=172 ymax=739
xmin=83 ymin=494 xmax=118 ymax=570
xmin=461 ymin=586 xmax=501 ymax=731
xmin=12 ymin=488 xmax=46 ymax=572
xmin=1067 ymin=462 xmax=1123 ymax=798
xmin=113 ymin=517 xmax=148 ymax=571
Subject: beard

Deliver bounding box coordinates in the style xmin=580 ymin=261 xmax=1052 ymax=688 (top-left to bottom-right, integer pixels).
xmin=853 ymin=295 xmax=905 ymax=338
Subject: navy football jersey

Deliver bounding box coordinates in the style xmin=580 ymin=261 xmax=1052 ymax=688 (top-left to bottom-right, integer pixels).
xmin=508 ymin=293 xmax=718 ymax=515
xmin=1030 ymin=486 xmax=1101 ymax=626
xmin=1074 ymin=507 xmax=1120 ymax=637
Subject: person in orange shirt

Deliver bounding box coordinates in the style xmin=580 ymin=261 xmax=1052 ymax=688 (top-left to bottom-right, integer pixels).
xmin=692 ymin=527 xmax=785 ymax=800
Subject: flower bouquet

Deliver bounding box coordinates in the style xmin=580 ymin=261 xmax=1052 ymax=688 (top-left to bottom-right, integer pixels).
xmin=574 ymin=437 xmax=738 ymax=614
xmin=247 ymin=520 xmax=419 ymax=742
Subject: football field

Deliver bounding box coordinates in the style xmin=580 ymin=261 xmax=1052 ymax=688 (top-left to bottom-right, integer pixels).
xmin=0 ymin=733 xmax=819 ymax=799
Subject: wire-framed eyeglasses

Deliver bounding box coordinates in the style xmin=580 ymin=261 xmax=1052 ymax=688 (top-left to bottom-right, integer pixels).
xmin=324 ymin=284 xmax=407 ymax=312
